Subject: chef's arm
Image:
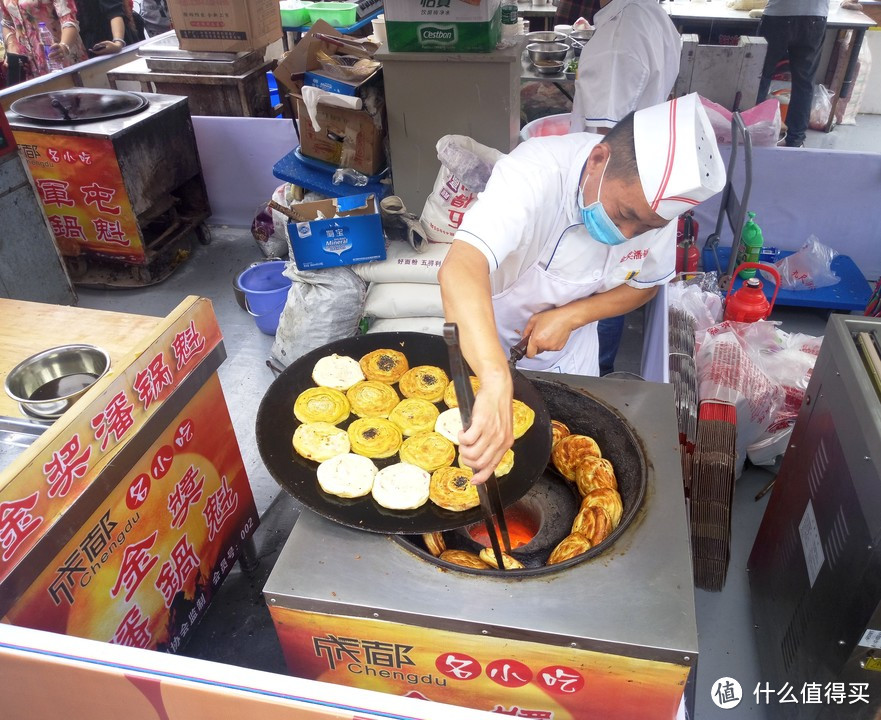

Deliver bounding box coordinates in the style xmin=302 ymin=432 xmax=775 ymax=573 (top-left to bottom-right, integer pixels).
xmin=523 ymin=283 xmax=659 ymax=358
xmin=438 ymin=240 xmax=514 ymax=484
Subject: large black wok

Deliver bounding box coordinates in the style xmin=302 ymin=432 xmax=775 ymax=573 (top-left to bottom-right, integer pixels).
xmin=256 ymin=332 xmax=553 ymax=534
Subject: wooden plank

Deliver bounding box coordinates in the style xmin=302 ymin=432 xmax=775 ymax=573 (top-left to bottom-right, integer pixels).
xmin=0 ymin=299 xmax=164 ymax=417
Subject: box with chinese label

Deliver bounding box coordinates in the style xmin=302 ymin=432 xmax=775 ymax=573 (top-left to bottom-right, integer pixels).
xmin=166 ymin=0 xmax=282 ymax=52
xmin=288 ymin=193 xmax=385 ymax=271
xmin=295 ymin=97 xmax=385 ymax=176
xmin=302 ymin=68 xmax=382 ymax=98
xmin=383 ymin=0 xmax=502 ymax=53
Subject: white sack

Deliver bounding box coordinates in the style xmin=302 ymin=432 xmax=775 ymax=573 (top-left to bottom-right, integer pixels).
xmin=367 ymin=317 xmax=445 ymax=336
xmin=364 ymin=282 xmax=444 ymax=319
xmin=351 ymin=241 xmax=449 ymax=284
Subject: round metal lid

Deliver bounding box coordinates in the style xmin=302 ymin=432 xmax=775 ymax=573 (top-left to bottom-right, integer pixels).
xmin=10 ymin=88 xmax=149 ymax=124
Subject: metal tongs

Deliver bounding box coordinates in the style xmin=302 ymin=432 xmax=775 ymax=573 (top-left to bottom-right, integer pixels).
xmin=443 ymin=323 xmax=512 ymax=570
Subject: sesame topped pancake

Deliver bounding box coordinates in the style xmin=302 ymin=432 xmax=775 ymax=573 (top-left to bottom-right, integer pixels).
xmin=347 ymin=417 xmax=403 ymax=459
xmin=359 ymin=348 xmax=409 ymax=384
xmin=399 ymin=365 xmax=449 ymax=403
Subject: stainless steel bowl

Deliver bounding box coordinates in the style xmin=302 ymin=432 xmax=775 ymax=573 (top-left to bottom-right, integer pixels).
xmin=534 ymin=60 xmax=565 ymax=76
xmin=524 ymin=31 xmax=567 ymax=45
xmin=527 ymin=42 xmax=569 ymax=65
xmin=5 ymin=344 xmax=110 ymax=419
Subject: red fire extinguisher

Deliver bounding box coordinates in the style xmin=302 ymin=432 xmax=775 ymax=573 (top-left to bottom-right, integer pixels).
xmin=675 ymin=211 xmax=699 ymax=274
xmin=724 ymin=262 xmax=781 ymax=323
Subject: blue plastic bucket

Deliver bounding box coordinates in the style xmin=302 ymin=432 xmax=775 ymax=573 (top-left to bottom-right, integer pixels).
xmin=235 ymin=260 xmax=291 ymax=335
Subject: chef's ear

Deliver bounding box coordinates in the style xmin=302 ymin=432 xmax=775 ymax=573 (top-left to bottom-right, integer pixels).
xmin=585 ymin=142 xmax=611 ymax=175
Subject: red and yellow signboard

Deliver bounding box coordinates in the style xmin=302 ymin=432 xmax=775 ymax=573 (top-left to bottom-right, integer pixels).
xmin=14 ymin=131 xmax=145 ymax=263
xmin=269 ymin=607 xmax=688 ymax=720
xmin=4 ymin=371 xmax=258 ymax=652
xmin=0 ymin=299 xmax=223 ymax=586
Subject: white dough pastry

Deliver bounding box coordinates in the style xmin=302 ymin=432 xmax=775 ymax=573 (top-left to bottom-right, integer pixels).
xmin=435 ymin=407 xmax=465 ymax=445
xmin=312 ymin=353 xmax=366 ymax=391
xmin=317 ymin=454 xmax=378 ymax=498
xmin=371 ymin=463 xmax=431 ymax=510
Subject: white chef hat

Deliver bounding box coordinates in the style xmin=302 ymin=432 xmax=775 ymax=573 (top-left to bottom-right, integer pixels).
xmin=633 ymin=93 xmax=726 ymax=221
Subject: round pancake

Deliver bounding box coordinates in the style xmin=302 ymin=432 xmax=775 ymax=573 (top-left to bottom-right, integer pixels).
xmin=580 ymin=487 xmax=623 ymax=529
xmin=551 ymin=434 xmax=602 ymax=481
xmin=440 ymin=549 xmax=490 ymax=570
xmin=551 ymin=419 xmax=571 ymax=446
xmin=399 ymin=365 xmax=449 ymax=402
xmin=293 ymin=386 xmax=350 ymax=425
xmin=512 ymin=399 xmax=535 ymax=439
xmin=346 ymin=380 xmax=400 ymax=418
xmin=399 ymin=432 xmax=456 ymax=472
xmin=479 ymin=547 xmax=525 ymax=570
xmin=443 ymin=375 xmax=480 ymax=408
xmin=429 ymin=466 xmax=479 ymax=511
xmin=359 ymin=348 xmax=409 ymax=384
xmin=422 ymin=532 xmax=446 ymax=557
xmin=388 ymin=398 xmax=440 ymax=436
xmin=574 ymin=457 xmax=618 ymax=496
xmin=458 ymin=448 xmax=514 ymax=478
xmin=311 ymin=353 xmax=365 ymax=391
xmin=347 ymin=418 xmax=403 ymax=459
xmin=548 ymin=532 xmax=592 ymax=565
xmin=435 ymin=407 xmax=464 ymax=445
xmin=371 ymin=462 xmax=430 ymax=510
xmin=292 ymin=422 xmax=350 ymax=463
xmin=587 ymin=506 xmax=613 ymax=546
xmin=316 ymin=453 xmax=377 ymax=498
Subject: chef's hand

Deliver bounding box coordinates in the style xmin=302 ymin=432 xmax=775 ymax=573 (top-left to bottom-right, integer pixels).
xmin=522 ymin=306 xmax=576 ymax=358
xmin=91 ymin=39 xmax=124 ymax=56
xmin=458 ymin=371 xmax=514 ymax=485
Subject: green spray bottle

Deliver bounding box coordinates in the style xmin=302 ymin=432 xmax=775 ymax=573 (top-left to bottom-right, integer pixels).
xmin=736 ymin=212 xmax=764 ymax=279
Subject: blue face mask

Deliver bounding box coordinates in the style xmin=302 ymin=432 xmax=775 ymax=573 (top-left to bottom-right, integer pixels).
xmin=578 ymin=159 xmax=629 ymax=246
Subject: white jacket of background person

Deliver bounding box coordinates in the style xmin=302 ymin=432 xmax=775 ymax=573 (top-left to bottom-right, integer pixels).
xmin=570 ymin=0 xmax=682 ymax=133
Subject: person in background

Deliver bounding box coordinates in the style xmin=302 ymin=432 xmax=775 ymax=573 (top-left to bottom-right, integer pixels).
xmin=568 ymin=0 xmax=682 ymax=374
xmin=755 ymin=0 xmax=828 ymax=148
xmin=76 ymin=0 xmax=143 ymax=56
xmin=1 ymin=0 xmax=86 ymax=80
xmin=555 ymin=0 xmax=602 ymax=26
xmin=439 ymin=94 xmax=725 ymax=483
xmin=139 ymin=0 xmax=170 ymax=37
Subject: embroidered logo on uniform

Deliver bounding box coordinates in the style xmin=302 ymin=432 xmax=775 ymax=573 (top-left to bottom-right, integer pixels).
xmin=619 ymin=249 xmax=649 ymax=262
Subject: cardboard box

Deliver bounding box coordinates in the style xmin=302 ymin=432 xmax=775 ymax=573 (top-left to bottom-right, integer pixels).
xmin=295 ymin=96 xmax=385 ymax=176
xmin=384 ymin=0 xmax=501 ymax=52
xmin=168 ymin=0 xmax=281 ymax=52
xmin=302 ymin=68 xmax=382 ymax=98
xmin=288 ymin=193 xmax=385 ymax=270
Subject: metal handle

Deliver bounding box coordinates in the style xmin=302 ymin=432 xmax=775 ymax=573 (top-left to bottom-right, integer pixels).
xmin=725 ymin=262 xmax=781 ymax=313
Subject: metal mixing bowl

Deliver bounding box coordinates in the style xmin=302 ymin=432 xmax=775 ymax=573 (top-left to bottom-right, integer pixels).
xmin=527 ymin=42 xmax=569 ymax=65
xmin=533 ymin=60 xmax=565 ymax=76
xmin=5 ymin=344 xmax=110 ymax=419
xmin=524 ymin=31 xmax=567 ymax=45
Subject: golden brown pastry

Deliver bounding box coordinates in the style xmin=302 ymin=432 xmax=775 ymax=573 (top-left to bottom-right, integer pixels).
xmin=479 ymin=547 xmax=525 ymax=570
xmin=443 ymin=375 xmax=480 ymax=408
xmin=551 ymin=419 xmax=571 ymax=446
xmin=359 ymin=348 xmax=409 ymax=384
xmin=429 ymin=466 xmax=479 ymax=511
xmin=440 ymin=549 xmax=490 ymax=569
xmin=581 ymin=487 xmax=623 ymax=529
xmin=511 ymin=399 xmax=535 ymax=439
xmin=346 ymin=380 xmax=400 ymax=418
xmin=572 ymin=505 xmax=613 ymax=547
xmin=548 ymin=532 xmax=592 ymax=565
xmin=551 ymin=434 xmax=602 ymax=481
xmin=458 ymin=448 xmax=514 ymax=478
xmin=293 ymin=386 xmax=350 ymax=425
xmin=422 ymin=532 xmax=446 ymax=557
xmin=398 ymin=365 xmax=449 ymax=402
xmin=399 ymin=432 xmax=456 ymax=472
xmin=347 ymin=417 xmax=403 ymax=459
xmin=293 ymin=422 xmax=350 ymax=463
xmin=388 ymin=398 xmax=440 ymax=436
xmin=574 ymin=457 xmax=618 ymax=497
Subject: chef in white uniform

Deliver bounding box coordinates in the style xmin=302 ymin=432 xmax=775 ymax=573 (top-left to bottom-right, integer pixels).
xmin=569 ymin=0 xmax=682 ymax=134
xmin=439 ymin=94 xmax=725 ymax=483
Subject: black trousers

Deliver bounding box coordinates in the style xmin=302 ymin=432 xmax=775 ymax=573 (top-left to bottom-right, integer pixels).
xmin=756 ymin=14 xmax=827 ymax=147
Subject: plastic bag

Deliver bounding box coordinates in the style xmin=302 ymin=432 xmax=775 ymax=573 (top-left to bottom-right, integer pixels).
xmin=271 ymin=264 xmax=367 ymax=366
xmin=668 ymin=281 xmax=724 ymax=336
xmin=251 ymin=203 xmax=289 ymax=258
xmin=420 ymin=135 xmax=504 ymax=243
xmin=771 ymin=235 xmax=840 ymax=291
xmin=700 ymin=97 xmax=781 ymax=147
xmin=809 ymin=84 xmax=834 ymax=131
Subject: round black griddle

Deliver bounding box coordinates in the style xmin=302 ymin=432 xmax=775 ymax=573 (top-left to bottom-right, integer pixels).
xmin=256 ymin=332 xmax=553 ymax=534
xmin=10 ymin=88 xmax=149 ymax=124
